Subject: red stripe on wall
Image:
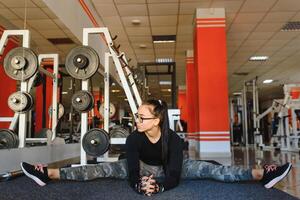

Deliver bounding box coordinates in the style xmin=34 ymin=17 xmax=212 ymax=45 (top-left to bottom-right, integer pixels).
xmin=186 ymin=133 xmax=230 ymax=137
xmin=196 ymin=18 xmax=225 ymax=21
xmin=186 ymin=137 xmax=230 ymax=141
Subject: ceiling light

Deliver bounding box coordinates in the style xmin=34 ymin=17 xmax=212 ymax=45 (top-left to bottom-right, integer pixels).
xmin=152 ymin=35 xmax=176 ymax=43
xmin=233 ymin=72 xmax=249 ymax=76
xmin=156 ymin=58 xmax=173 ymax=63
xmin=281 ymin=21 xmax=300 ymax=31
xmin=153 ymin=40 xmax=175 ymax=44
xmin=263 ymin=79 xmax=273 ymax=84
xmin=249 ymin=56 xmax=269 ymax=61
xmin=62 ymin=91 xmax=68 ymax=95
xmin=112 ymin=89 xmax=120 ymax=93
xmin=139 ymin=44 xmax=147 ymax=48
xmin=159 ymin=81 xmax=172 ymax=85
xmin=161 ymin=89 xmax=172 ymax=92
xmin=131 ymin=19 xmax=141 ymax=25
xmin=233 ymin=92 xmax=242 ymax=96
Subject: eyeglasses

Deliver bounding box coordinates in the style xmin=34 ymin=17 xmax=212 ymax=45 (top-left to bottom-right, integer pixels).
xmin=135 ymin=113 xmax=157 ymax=123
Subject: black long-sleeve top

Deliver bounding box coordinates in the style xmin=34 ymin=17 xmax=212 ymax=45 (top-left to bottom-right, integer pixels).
xmin=125 ymin=129 xmax=183 ymax=192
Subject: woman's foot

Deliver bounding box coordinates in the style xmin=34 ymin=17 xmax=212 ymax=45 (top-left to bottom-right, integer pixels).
xmin=20 ymin=162 xmax=50 ymax=186
xmin=261 ymin=163 xmax=292 ymax=189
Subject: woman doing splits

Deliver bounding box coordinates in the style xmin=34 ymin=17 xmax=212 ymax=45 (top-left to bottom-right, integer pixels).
xmin=21 ymin=99 xmax=292 ymax=196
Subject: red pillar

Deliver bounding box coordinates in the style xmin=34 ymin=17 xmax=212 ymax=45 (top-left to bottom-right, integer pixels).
xmin=185 ymin=50 xmax=199 ymax=133
xmin=177 ymin=88 xmax=187 ymax=123
xmin=0 ymin=27 xmax=18 ymax=128
xmin=194 ymin=8 xmax=230 ymax=156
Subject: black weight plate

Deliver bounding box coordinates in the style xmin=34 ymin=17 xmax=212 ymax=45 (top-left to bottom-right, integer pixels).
xmin=71 ymin=90 xmax=94 ymax=112
xmin=3 ymin=47 xmax=38 ymax=81
xmin=9 ymin=130 xmax=19 ymax=148
xmin=110 ymin=127 xmax=130 ymax=138
xmin=65 ymin=46 xmax=99 ymax=80
xmin=0 ymin=129 xmax=16 ymax=149
xmin=82 ymin=128 xmax=110 ymax=157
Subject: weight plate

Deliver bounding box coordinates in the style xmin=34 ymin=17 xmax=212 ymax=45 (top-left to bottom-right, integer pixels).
xmin=72 ymin=90 xmax=94 ymax=112
xmin=7 ymin=91 xmax=33 ymax=113
xmin=3 ymin=47 xmax=38 ymax=81
xmin=82 ymin=128 xmax=110 ymax=157
xmin=11 ymin=131 xmax=19 ymax=148
xmin=110 ymin=126 xmax=129 ymax=152
xmin=99 ymin=102 xmax=116 ymax=118
xmin=0 ymin=129 xmax=18 ymax=149
xmin=65 ymin=46 xmax=99 ymax=80
xmin=110 ymin=127 xmax=130 ymax=138
xmin=48 ymin=103 xmax=65 ymax=119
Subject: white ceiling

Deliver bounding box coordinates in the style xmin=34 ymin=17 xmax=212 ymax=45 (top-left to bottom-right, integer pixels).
xmin=0 ymin=0 xmax=300 ymax=102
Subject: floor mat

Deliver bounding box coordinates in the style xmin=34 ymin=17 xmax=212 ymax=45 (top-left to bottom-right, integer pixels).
xmin=0 ymin=176 xmax=298 ymax=200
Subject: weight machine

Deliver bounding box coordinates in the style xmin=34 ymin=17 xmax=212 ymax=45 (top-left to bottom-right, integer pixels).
xmin=0 ymin=30 xmax=79 ymax=173
xmin=254 ymin=84 xmax=300 ymax=152
xmin=64 ymin=28 xmax=142 ymax=164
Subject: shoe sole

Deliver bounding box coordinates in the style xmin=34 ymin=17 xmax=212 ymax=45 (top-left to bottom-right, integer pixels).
xmin=264 ymin=163 xmax=292 ymax=189
xmin=20 ymin=163 xmax=46 ymax=187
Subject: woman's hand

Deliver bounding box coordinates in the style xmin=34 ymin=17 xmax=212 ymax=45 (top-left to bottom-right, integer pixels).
xmin=141 ymin=175 xmax=156 ymax=196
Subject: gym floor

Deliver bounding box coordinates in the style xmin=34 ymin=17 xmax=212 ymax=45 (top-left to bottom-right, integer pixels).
xmin=51 ymin=145 xmax=300 ymax=198
xmin=189 ymin=146 xmax=300 ymax=199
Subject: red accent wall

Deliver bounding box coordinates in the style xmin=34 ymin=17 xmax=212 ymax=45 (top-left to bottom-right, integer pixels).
xmin=0 ymin=27 xmax=18 ymax=128
xmin=35 ymin=66 xmax=55 ymax=133
xmin=186 ymin=55 xmax=199 ymax=133
xmin=177 ymin=90 xmax=187 ymax=122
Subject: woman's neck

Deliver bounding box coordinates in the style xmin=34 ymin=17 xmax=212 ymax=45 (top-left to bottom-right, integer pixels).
xmin=145 ymin=127 xmax=161 ymax=143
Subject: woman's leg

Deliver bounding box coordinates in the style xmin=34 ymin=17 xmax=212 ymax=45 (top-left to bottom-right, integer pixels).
xmin=59 ymin=159 xmax=128 ymax=181
xmin=43 ymin=159 xmax=165 ymax=181
xmin=181 ymin=159 xmax=254 ymax=182
xmin=139 ymin=160 xmax=164 ymax=178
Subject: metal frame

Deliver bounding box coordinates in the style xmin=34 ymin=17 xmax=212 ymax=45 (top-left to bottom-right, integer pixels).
xmin=79 ymin=28 xmax=144 ymax=163
xmin=254 ymin=84 xmax=300 ymax=152
xmin=38 ymin=54 xmax=59 ymax=140
xmin=0 ymin=30 xmax=30 ymax=148
xmin=80 ymin=28 xmax=141 ymax=164
xmin=138 ymin=62 xmax=177 ymax=108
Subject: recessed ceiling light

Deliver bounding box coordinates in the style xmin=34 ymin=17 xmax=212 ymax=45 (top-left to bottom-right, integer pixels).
xmin=139 ymin=44 xmax=147 ymax=48
xmin=156 ymin=58 xmax=173 ymax=63
xmin=281 ymin=21 xmax=300 ymax=31
xmin=159 ymin=81 xmax=172 ymax=85
xmin=152 ymin=35 xmax=176 ymax=43
xmin=263 ymin=79 xmax=273 ymax=84
xmin=233 ymin=92 xmax=242 ymax=95
xmin=249 ymin=56 xmax=269 ymax=61
xmin=131 ymin=19 xmax=141 ymax=25
xmin=161 ymin=89 xmax=172 ymax=92
xmin=112 ymin=89 xmax=120 ymax=93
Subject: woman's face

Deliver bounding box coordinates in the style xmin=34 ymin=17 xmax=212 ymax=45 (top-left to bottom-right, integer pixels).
xmin=136 ymin=104 xmax=159 ymax=132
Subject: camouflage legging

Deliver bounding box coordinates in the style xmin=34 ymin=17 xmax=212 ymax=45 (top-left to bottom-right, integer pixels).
xmin=59 ymin=159 xmax=253 ymax=182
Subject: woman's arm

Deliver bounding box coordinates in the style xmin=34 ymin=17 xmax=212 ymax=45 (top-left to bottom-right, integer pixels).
xmin=125 ymin=134 xmax=140 ymax=188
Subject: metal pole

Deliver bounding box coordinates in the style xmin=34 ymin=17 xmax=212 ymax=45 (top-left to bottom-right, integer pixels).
xmin=243 ymin=82 xmax=248 ymax=146
xmin=172 ymin=63 xmax=176 ymax=108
